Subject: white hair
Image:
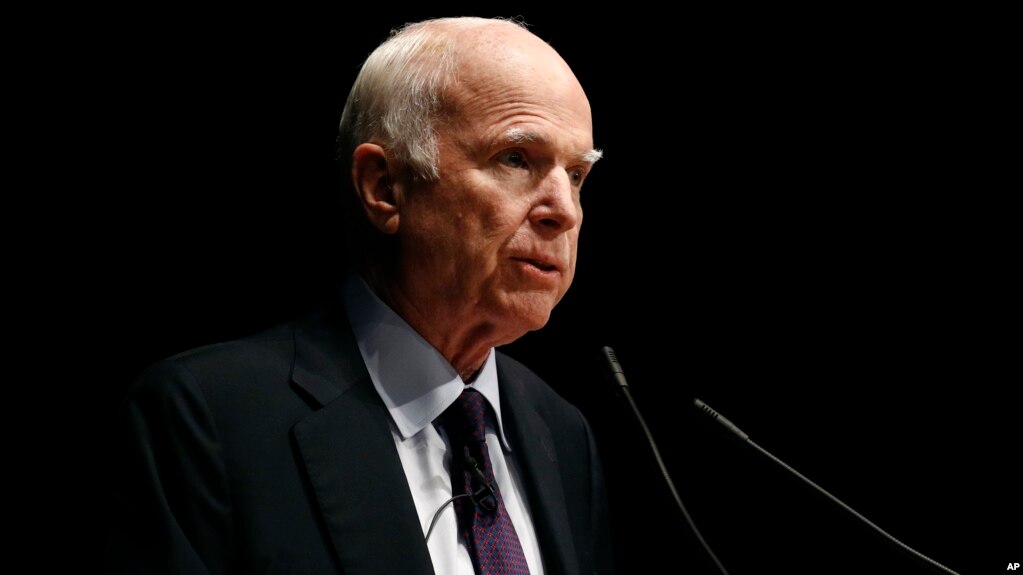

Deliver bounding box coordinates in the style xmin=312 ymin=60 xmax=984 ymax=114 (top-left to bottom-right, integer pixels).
xmin=337 ymin=17 xmax=527 ymax=181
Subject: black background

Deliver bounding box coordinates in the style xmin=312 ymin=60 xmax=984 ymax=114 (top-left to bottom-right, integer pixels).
xmin=97 ymin=8 xmax=1019 ymax=574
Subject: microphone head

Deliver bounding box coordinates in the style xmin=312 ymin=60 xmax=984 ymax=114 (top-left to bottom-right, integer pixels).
xmin=693 ymin=398 xmax=749 ymax=441
xmin=601 ymin=345 xmax=630 ymax=389
xmin=694 ymin=398 xmax=717 ymax=419
xmin=602 ymin=346 xmax=623 ymax=373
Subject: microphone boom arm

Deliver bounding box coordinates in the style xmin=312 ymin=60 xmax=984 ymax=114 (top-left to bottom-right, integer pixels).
xmin=602 ymin=347 xmax=731 ymax=575
xmin=693 ymin=398 xmax=962 ymax=575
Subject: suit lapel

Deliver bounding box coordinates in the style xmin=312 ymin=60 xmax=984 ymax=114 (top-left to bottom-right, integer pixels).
xmin=498 ymin=359 xmax=579 ymax=575
xmin=290 ymin=305 xmax=434 ymax=575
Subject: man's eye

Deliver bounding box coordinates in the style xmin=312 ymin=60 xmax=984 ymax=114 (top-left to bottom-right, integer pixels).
xmin=569 ymin=168 xmax=585 ymax=186
xmin=497 ymin=150 xmax=527 ymax=168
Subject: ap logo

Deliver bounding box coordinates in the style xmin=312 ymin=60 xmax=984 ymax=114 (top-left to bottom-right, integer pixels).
xmin=1008 ymin=563 xmax=1021 ymax=571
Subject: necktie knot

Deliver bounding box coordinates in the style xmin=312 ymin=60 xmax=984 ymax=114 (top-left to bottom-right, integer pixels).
xmin=443 ymin=387 xmax=490 ymax=448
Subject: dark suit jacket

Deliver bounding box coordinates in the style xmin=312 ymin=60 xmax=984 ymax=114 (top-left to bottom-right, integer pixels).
xmin=106 ymin=302 xmax=613 ymax=574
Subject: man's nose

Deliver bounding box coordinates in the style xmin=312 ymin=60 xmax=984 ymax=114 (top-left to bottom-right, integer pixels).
xmin=529 ymin=168 xmax=580 ymax=234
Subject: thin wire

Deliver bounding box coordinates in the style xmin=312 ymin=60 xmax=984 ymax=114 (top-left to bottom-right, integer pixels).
xmin=425 ymin=494 xmax=471 ymax=542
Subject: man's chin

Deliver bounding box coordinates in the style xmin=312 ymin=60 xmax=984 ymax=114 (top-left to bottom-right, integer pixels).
xmin=503 ymin=294 xmax=558 ymax=334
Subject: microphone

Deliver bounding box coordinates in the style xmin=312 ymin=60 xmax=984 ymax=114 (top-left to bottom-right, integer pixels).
xmin=693 ymin=398 xmax=962 ymax=575
xmin=601 ymin=346 xmax=730 ymax=575
xmin=424 ymin=453 xmax=497 ymax=542
xmin=465 ymin=454 xmax=497 ymax=513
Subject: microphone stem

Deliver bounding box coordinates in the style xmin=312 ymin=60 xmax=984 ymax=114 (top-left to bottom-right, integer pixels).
xmin=696 ymin=397 xmax=961 ymax=575
xmin=621 ymin=386 xmax=731 ymax=575
xmin=746 ymin=439 xmax=961 ymax=575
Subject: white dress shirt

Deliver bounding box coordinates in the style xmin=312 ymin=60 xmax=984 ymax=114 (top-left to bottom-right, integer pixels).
xmin=343 ymin=275 xmax=546 ymax=575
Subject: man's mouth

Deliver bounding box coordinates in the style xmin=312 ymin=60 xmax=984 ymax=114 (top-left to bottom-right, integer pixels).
xmin=513 ymin=257 xmax=559 ymax=272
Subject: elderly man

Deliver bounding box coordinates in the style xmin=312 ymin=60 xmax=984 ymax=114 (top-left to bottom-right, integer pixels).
xmin=107 ymin=17 xmax=612 ymax=575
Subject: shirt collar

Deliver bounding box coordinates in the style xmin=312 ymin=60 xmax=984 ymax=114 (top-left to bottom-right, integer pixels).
xmin=342 ymin=274 xmax=512 ymax=450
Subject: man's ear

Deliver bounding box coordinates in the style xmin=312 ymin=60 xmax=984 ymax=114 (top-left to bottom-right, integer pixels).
xmin=351 ymin=143 xmax=400 ymax=235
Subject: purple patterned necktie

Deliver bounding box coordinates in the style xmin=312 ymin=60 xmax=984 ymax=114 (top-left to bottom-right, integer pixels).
xmin=441 ymin=388 xmax=531 ymax=575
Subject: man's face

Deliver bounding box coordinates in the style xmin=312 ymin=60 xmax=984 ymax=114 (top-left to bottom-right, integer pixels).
xmin=395 ymin=34 xmax=596 ymax=339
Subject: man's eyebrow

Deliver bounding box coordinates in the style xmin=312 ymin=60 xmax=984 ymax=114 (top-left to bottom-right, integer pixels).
xmin=502 ymin=127 xmax=542 ymax=145
xmin=497 ymin=127 xmax=603 ymax=165
xmin=580 ymin=148 xmax=603 ymax=164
